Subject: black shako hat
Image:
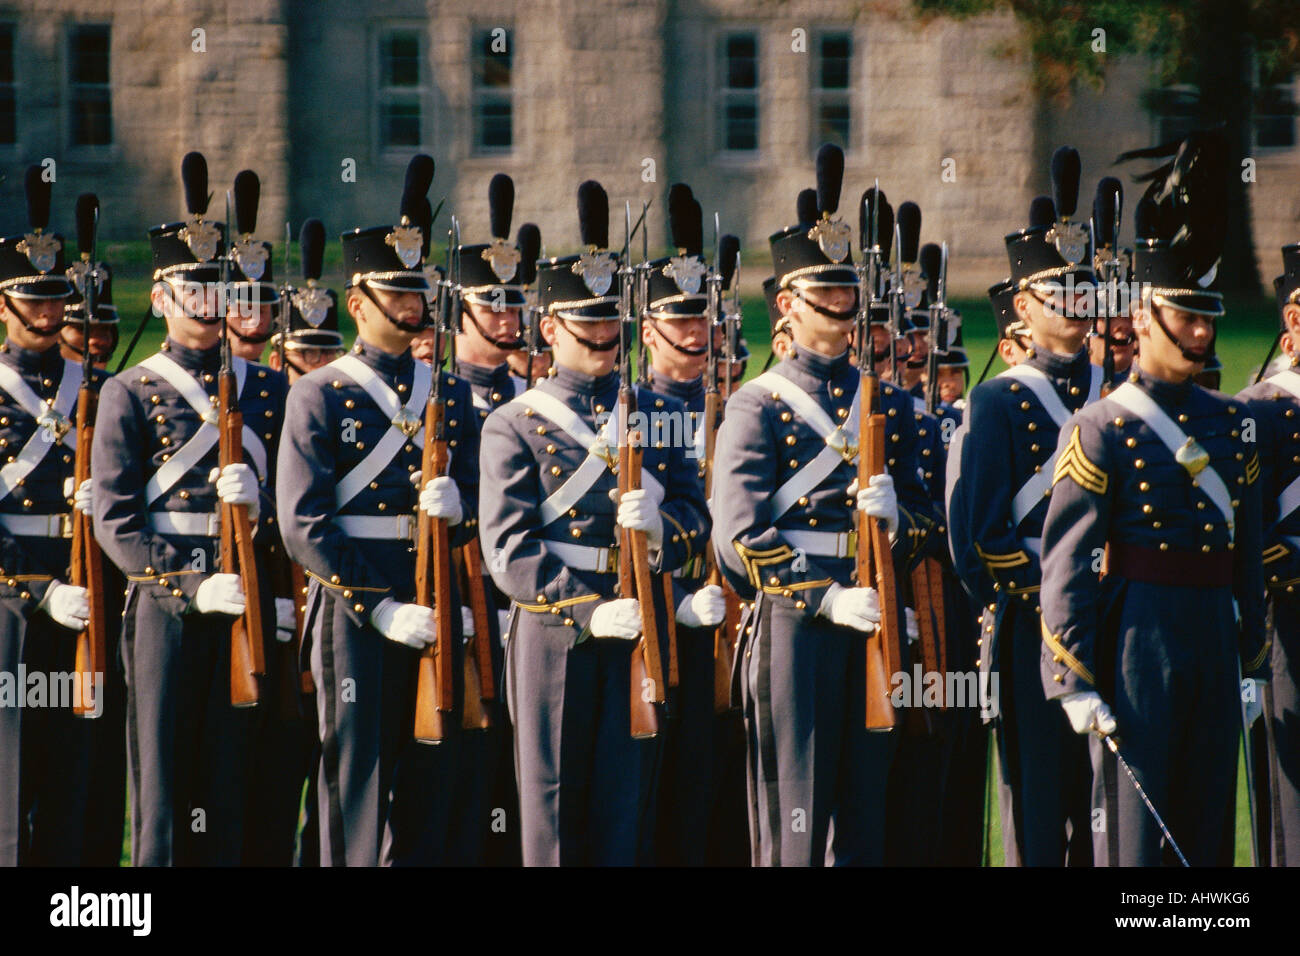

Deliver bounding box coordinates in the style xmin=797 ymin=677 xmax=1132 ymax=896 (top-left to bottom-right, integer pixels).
xmin=1120 ymin=130 xmax=1228 ymax=317
xmin=646 ymin=183 xmax=708 ymax=318
xmin=536 ymin=180 xmax=621 ymax=321
xmin=278 ymin=218 xmax=343 ymax=351
xmin=770 ymin=144 xmax=856 ymax=290
xmin=149 ymin=151 xmax=226 ymax=284
xmin=341 ymin=154 xmax=435 ymax=293
xmin=0 ymin=165 xmax=73 ymax=298
xmin=455 ymin=173 xmax=526 ymax=308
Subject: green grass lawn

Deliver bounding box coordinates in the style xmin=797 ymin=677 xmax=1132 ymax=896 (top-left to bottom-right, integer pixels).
xmin=89 ymin=244 xmax=1273 ymax=865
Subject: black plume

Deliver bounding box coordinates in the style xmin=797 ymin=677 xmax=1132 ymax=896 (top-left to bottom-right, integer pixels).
xmin=414 ymin=197 xmax=433 ymax=259
xmin=1029 ymin=195 xmax=1057 ymax=229
xmin=897 ymin=201 xmax=921 ymax=264
xmin=719 ymin=234 xmax=740 ymax=290
xmin=233 ymin=169 xmax=260 ymax=235
xmin=815 ymin=143 xmax=844 ymax=216
xmin=488 ymin=173 xmax=514 ymax=240
xmin=299 ymin=218 xmax=326 ymax=282
xmin=577 ymin=180 xmax=609 ymax=249
xmin=668 ymin=184 xmax=697 ymax=252
xmin=1051 ymin=145 xmax=1081 ymax=218
xmin=920 ymin=243 xmax=943 ymax=300
xmin=24 ymin=166 xmax=51 ymax=231
xmin=860 ymin=187 xmax=888 ymax=252
xmin=517 ymin=223 xmax=541 ymax=285
xmin=1134 ymin=196 xmax=1159 ymax=240
xmin=1093 ymin=176 xmax=1123 ymax=248
xmin=181 ymin=151 xmax=209 ymax=217
xmin=400 ymin=154 xmax=435 ymax=222
xmin=1141 ymin=131 xmax=1227 ymax=279
xmin=796 ymin=188 xmax=818 ymax=225
xmin=74 ymin=193 xmax=98 ymax=256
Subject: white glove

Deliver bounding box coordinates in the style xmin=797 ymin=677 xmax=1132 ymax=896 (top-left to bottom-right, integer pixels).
xmin=369 ymin=597 xmax=434 ymax=649
xmin=461 ymin=605 xmax=476 ymax=638
xmin=905 ymin=607 xmax=919 ymax=644
xmin=420 ymin=476 xmax=463 ymax=525
xmin=856 ymin=473 xmax=898 ymax=538
xmin=193 ymin=573 xmax=247 ymax=616
xmin=1243 ymin=679 xmax=1268 ymax=728
xmin=616 ymin=489 xmax=664 ymax=550
xmin=817 ymin=583 xmax=881 ymax=633
xmin=74 ymin=478 xmax=94 ymax=517
xmin=1059 ymin=691 xmax=1117 ymax=736
xmin=275 ymin=597 xmax=296 ymax=643
xmin=39 ymin=580 xmax=90 ymax=630
xmin=212 ymin=463 xmax=261 ymax=523
xmin=590 ymin=598 xmax=642 ymax=640
xmin=677 ymin=584 xmax=725 ymax=628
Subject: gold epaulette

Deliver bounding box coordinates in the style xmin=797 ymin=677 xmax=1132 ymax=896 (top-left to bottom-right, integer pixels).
xmin=1053 ymin=425 xmax=1108 ymax=495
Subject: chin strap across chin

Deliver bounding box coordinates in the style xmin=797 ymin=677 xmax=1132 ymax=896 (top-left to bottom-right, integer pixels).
xmin=647 ymin=319 xmax=707 ymax=357
xmin=5 ymin=294 xmax=66 ymax=337
xmin=461 ymin=304 xmax=524 ymax=351
xmin=793 ymin=288 xmax=859 ymax=322
xmin=359 ymin=282 xmax=428 ymax=334
xmin=556 ymin=316 xmax=619 ymax=352
xmin=1152 ymin=306 xmax=1216 ymax=363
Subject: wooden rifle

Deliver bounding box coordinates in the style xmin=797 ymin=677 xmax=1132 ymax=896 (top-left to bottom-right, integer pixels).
xmin=220 ymin=190 xmax=266 ymax=707
xmin=859 ymin=187 xmax=902 ymax=730
xmin=621 ymin=202 xmax=664 ymax=738
xmin=911 ymin=242 xmax=949 ymax=709
xmin=703 ymin=229 xmax=743 ymax=712
xmin=414 ymin=218 xmax=459 ymax=743
xmin=70 ymin=193 xmax=108 ymax=718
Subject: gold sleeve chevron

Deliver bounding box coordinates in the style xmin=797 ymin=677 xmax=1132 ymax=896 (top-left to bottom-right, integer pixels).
xmin=973 ymin=541 xmax=1029 ymax=571
xmin=1263 ymin=543 xmax=1289 ymax=565
xmin=1041 ymin=619 xmax=1096 ymax=685
xmin=1245 ymin=453 xmax=1259 ymax=486
xmin=1053 ymin=425 xmax=1108 ymax=495
xmin=734 ymin=541 xmax=795 ymax=590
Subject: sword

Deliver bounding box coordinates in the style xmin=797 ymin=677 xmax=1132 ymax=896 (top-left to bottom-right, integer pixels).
xmin=1099 ymin=731 xmax=1190 ymax=867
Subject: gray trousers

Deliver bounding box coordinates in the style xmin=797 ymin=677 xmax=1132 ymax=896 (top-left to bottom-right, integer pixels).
xmin=504 ymin=607 xmax=662 ymax=866
xmin=122 ymin=583 xmax=254 ymax=866
xmin=744 ymin=594 xmax=897 ymax=866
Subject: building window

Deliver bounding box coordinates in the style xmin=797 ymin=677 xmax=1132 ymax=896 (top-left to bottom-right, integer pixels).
xmin=813 ymin=32 xmax=852 ymax=151
xmin=1255 ymin=74 xmax=1295 ymax=150
xmin=376 ymin=28 xmax=425 ymax=151
xmin=472 ymin=27 xmax=513 ymax=154
xmin=716 ymin=31 xmax=759 ymax=154
xmin=1147 ymin=85 xmax=1199 ymax=145
xmin=68 ymin=25 xmax=111 ymax=147
xmin=0 ymin=25 xmax=15 ymax=145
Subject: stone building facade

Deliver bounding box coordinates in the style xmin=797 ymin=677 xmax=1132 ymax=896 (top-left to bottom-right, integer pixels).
xmin=0 ymin=0 xmax=1294 ymax=292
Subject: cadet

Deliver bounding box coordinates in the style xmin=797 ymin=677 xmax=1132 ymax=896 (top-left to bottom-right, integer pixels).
xmin=761 ymin=276 xmax=793 ymax=372
xmin=954 ymin=163 xmax=1102 ymax=866
xmin=639 ymin=186 xmax=742 ymax=866
xmin=713 ymin=147 xmax=932 ymax=866
xmin=60 ymin=264 xmax=118 ymax=369
xmin=1235 ymin=239 xmax=1300 ymax=866
xmin=1041 ymin=137 xmax=1266 ymax=865
xmin=61 ymin=243 xmax=129 ymax=867
xmin=0 ymin=170 xmax=98 ymax=865
xmin=478 ymin=180 xmax=710 ymax=866
xmin=225 ymin=171 xmax=281 ymax=364
xmin=446 ymin=175 xmax=528 ymax=866
xmin=277 ymin=156 xmax=480 ymax=866
xmin=93 ymin=153 xmax=282 ymax=865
